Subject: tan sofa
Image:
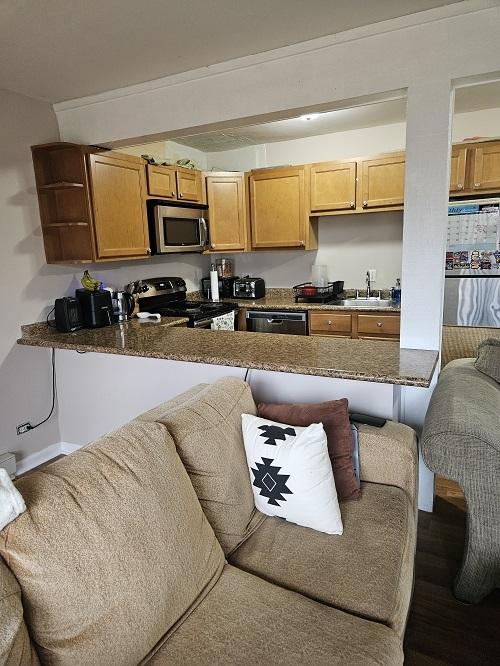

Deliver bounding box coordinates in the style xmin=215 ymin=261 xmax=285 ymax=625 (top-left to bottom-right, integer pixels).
xmin=0 ymin=377 xmax=417 ymax=665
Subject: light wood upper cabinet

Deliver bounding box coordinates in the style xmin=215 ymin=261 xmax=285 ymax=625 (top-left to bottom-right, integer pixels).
xmin=89 ymin=153 xmax=149 ymax=259
xmin=176 ymin=167 xmax=203 ymax=203
xmin=146 ymin=164 xmax=203 ymax=202
xmin=471 ymin=141 xmax=500 ymax=192
xmin=205 ymin=172 xmax=248 ymax=252
xmin=147 ymin=164 xmax=177 ymax=198
xmin=250 ymin=166 xmax=316 ymax=249
xmin=360 ymin=153 xmax=405 ymax=209
xmin=449 ymin=146 xmax=467 ymax=193
xmin=309 ymin=161 xmax=357 ymax=213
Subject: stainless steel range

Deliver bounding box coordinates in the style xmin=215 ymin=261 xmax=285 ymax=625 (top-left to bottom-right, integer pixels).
xmin=125 ymin=277 xmax=238 ymax=328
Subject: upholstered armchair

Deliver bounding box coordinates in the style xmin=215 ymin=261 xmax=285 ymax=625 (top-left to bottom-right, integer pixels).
xmin=422 ymin=357 xmax=500 ymax=604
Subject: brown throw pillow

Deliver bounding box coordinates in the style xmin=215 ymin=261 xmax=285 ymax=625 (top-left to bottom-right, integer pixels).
xmin=257 ymin=399 xmax=360 ymax=500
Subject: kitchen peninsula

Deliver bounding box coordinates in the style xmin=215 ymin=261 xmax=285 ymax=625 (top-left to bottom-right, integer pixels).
xmin=18 ymin=320 xmax=438 ymax=387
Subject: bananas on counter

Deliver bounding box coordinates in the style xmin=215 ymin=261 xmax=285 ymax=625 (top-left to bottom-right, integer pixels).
xmin=80 ymin=270 xmax=102 ymax=292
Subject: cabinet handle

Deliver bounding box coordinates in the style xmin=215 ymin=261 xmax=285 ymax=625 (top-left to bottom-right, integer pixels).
xmin=211 ymin=243 xmax=215 ymax=249
xmin=474 ymin=183 xmax=481 ymax=188
xmin=171 ymin=191 xmax=175 ymax=196
xmin=457 ymin=184 xmax=463 ymax=189
xmin=179 ymin=193 xmax=183 ymax=198
xmin=299 ymin=240 xmax=305 ymax=246
xmin=377 ymin=322 xmax=383 ymax=327
xmin=146 ymin=248 xmax=151 ymax=256
xmin=362 ymin=201 xmax=368 ymax=208
xmin=327 ymin=320 xmax=332 ymax=325
xmin=350 ymin=201 xmax=355 ymax=208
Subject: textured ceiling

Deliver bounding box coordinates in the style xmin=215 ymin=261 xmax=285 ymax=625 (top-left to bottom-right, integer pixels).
xmin=0 ymin=0 xmax=463 ymax=102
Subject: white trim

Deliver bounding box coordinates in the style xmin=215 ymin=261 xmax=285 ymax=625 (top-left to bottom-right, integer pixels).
xmin=15 ymin=443 xmax=64 ymax=476
xmin=60 ymin=442 xmax=82 ymax=455
xmin=15 ymin=442 xmax=82 ymax=476
xmin=53 ymin=0 xmax=493 ymax=112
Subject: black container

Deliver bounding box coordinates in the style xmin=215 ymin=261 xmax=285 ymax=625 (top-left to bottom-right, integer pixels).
xmin=54 ymin=297 xmax=83 ymax=332
xmin=201 ymin=276 xmax=239 ymax=299
xmin=75 ymin=289 xmax=113 ymax=328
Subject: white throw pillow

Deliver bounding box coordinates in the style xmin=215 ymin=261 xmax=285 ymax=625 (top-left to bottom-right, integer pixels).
xmin=241 ymin=414 xmax=343 ymax=535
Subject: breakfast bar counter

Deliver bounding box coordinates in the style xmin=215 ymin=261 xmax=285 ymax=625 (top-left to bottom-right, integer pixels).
xmin=18 ymin=319 xmax=438 ymax=388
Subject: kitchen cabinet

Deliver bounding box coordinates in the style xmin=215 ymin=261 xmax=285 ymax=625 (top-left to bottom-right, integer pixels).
xmin=32 ymin=142 xmax=150 ymax=264
xmin=309 ymin=310 xmax=400 ymax=341
xmin=449 ymin=146 xmax=468 ymax=193
xmin=204 ymin=172 xmax=249 ymax=252
xmin=89 ymin=153 xmax=150 ymax=259
xmin=309 ymin=161 xmax=357 ymax=213
xmin=146 ymin=164 xmax=203 ymax=203
xmin=360 ymin=153 xmax=405 ymax=209
xmin=249 ymin=166 xmax=317 ymax=249
xmin=309 ymin=312 xmax=352 ymax=337
xmin=470 ymin=140 xmax=500 ymax=193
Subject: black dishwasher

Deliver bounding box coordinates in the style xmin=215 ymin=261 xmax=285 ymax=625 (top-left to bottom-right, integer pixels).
xmin=245 ymin=310 xmax=307 ymax=335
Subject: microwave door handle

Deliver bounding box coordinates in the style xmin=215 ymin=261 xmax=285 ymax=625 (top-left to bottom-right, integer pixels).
xmin=199 ymin=218 xmax=208 ymax=247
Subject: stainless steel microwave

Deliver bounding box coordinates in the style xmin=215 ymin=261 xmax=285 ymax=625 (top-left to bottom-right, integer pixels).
xmin=149 ymin=202 xmax=208 ymax=254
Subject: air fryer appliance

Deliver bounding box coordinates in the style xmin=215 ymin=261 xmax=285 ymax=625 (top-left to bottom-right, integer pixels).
xmin=201 ymin=276 xmax=239 ymax=299
xmin=125 ymin=277 xmax=238 ymax=329
xmin=54 ymin=297 xmax=83 ymax=332
xmin=233 ymin=276 xmax=266 ymax=300
xmin=75 ymin=289 xmax=113 ymax=328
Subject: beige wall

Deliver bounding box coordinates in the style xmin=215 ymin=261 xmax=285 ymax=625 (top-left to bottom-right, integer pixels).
xmin=0 ymin=90 xmax=209 ymax=464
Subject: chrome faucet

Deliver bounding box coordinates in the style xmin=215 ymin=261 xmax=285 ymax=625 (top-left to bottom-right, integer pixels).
xmin=365 ymin=271 xmax=371 ymax=298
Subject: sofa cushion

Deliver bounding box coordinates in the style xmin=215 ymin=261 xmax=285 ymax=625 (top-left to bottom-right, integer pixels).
xmin=475 ymin=337 xmax=500 ymax=384
xmin=138 ymin=377 xmax=263 ymax=554
xmin=229 ymin=482 xmax=415 ymax=638
xmin=0 ymin=421 xmax=224 ymax=666
xmin=0 ymin=557 xmax=39 ymax=666
xmin=258 ymin=398 xmax=360 ymax=500
xmin=242 ymin=414 xmax=343 ymax=535
xmin=147 ymin=564 xmax=403 ymax=665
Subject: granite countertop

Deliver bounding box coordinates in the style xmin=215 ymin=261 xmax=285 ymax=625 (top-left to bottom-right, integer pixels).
xmin=18 ymin=319 xmax=438 ymax=387
xmin=189 ymin=288 xmax=401 ymax=312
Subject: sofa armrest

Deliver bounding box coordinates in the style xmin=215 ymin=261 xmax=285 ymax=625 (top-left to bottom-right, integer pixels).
xmin=357 ymin=421 xmax=418 ymax=514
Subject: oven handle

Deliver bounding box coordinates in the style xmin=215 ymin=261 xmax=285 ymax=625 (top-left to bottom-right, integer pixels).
xmin=199 ymin=218 xmax=208 ymax=247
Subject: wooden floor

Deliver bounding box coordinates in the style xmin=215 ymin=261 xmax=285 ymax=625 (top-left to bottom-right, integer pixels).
xmin=404 ymin=478 xmax=500 ymax=665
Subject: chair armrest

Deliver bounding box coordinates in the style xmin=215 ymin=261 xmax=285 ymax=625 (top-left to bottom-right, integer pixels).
xmin=357 ymin=421 xmax=418 ymax=514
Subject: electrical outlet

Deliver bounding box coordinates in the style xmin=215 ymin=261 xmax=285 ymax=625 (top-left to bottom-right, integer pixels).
xmin=16 ymin=422 xmax=32 ymax=436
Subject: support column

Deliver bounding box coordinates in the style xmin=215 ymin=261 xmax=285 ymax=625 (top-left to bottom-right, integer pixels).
xmin=400 ymin=80 xmax=454 ymax=511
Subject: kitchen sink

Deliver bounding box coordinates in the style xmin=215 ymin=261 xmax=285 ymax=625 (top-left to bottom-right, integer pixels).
xmin=337 ymin=298 xmax=395 ymax=307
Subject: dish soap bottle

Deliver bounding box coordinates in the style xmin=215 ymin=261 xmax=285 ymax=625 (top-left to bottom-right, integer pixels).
xmin=391 ymin=278 xmax=401 ymax=305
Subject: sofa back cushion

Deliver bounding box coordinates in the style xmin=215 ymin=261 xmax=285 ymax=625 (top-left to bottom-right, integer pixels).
xmin=0 ymin=421 xmax=224 ymax=666
xmin=0 ymin=557 xmax=40 ymax=666
xmin=139 ymin=377 xmax=262 ymax=554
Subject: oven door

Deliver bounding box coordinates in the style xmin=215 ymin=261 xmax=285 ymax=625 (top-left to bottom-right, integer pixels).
xmin=154 ymin=205 xmax=208 ymax=253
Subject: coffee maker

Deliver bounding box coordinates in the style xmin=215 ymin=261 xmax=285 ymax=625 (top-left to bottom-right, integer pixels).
xmin=75 ymin=289 xmax=113 ymax=328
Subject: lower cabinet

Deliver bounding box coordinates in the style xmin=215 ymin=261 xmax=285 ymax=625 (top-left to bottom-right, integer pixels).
xmin=309 ymin=310 xmax=400 ymax=341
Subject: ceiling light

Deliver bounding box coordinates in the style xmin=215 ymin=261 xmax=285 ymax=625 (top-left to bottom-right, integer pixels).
xmin=300 ymin=113 xmax=321 ymax=121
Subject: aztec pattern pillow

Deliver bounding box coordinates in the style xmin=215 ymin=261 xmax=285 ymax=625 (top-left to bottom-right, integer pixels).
xmin=241 ymin=414 xmax=343 ymax=535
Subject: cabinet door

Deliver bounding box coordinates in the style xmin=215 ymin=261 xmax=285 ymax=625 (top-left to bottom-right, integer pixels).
xmin=147 ymin=164 xmax=177 ymax=198
xmin=250 ymin=167 xmax=307 ymax=248
xmin=176 ymin=168 xmax=203 ymax=202
xmin=89 ymin=154 xmax=149 ymax=259
xmin=309 ymin=312 xmax=352 ymax=337
xmin=449 ymin=146 xmax=467 ymax=193
xmin=357 ymin=313 xmax=400 ymax=340
xmin=205 ymin=173 xmax=248 ymax=251
xmin=472 ymin=141 xmax=500 ymax=191
xmin=361 ymin=153 xmax=405 ymax=209
xmin=310 ymin=161 xmax=357 ymax=212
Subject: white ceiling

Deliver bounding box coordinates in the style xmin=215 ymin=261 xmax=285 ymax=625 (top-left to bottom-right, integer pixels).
xmin=0 ymin=0 xmax=462 ymax=103
xmin=167 ymin=81 xmax=500 ymax=152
